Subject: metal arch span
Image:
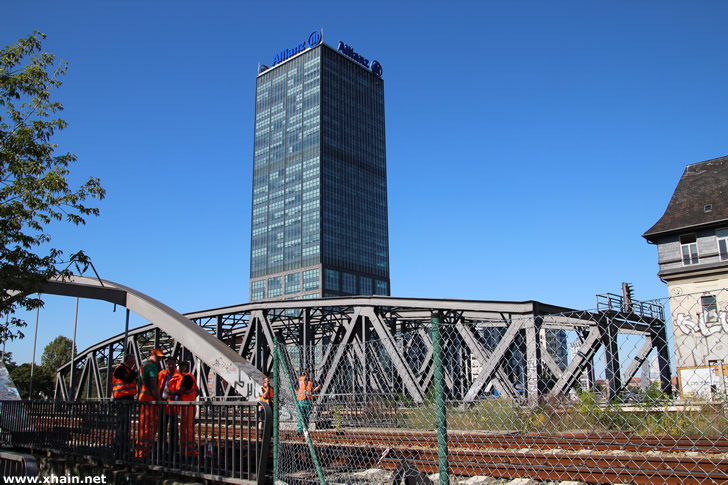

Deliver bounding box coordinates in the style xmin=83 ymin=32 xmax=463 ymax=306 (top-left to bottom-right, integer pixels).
xmin=38 ymin=275 xmax=265 ymax=395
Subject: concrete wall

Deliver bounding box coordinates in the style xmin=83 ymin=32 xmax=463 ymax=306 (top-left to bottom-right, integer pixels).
xmin=667 ymin=275 xmax=728 ymax=398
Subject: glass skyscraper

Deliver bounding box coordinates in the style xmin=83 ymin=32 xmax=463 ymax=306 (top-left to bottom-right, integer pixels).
xmin=250 ymin=33 xmax=390 ymax=301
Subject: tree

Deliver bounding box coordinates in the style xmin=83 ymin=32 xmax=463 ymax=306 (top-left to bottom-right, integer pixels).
xmin=10 ymin=362 xmax=54 ymax=399
xmin=7 ymin=337 xmax=75 ymax=399
xmin=0 ymin=32 xmax=105 ymax=343
xmin=2 ymin=350 xmax=16 ymax=373
xmin=41 ymin=334 xmax=75 ymax=373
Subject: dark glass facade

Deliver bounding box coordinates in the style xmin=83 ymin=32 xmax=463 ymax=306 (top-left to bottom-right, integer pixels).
xmin=250 ymin=43 xmax=390 ymax=301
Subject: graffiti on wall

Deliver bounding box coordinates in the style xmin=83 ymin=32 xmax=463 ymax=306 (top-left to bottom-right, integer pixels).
xmin=676 ymin=311 xmax=728 ymax=336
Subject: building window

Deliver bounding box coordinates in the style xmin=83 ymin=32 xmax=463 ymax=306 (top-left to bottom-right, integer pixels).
xmin=342 ymin=273 xmax=357 ymax=294
xmin=268 ymin=276 xmax=282 ymax=298
xmin=360 ymin=276 xmax=372 ymax=295
xmin=717 ymin=228 xmax=728 ymax=261
xmin=375 ymin=280 xmax=388 ymax=296
xmin=324 ymin=269 xmax=339 ymax=292
xmin=303 ymin=269 xmax=319 ymax=291
xmin=680 ymin=234 xmax=699 ymax=265
xmin=702 ymin=295 xmax=718 ymax=322
xmin=286 ymin=273 xmax=301 ymax=294
xmin=251 ymin=280 xmax=265 ymax=301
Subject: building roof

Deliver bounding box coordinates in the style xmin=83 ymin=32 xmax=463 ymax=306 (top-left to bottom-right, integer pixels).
xmin=643 ymin=156 xmax=728 ymax=242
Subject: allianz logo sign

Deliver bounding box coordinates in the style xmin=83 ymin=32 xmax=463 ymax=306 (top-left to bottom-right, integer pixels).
xmin=338 ymin=41 xmax=383 ymax=77
xmin=272 ymin=30 xmax=323 ymax=67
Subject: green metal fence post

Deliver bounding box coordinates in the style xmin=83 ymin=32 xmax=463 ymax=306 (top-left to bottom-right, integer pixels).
xmin=278 ymin=347 xmax=326 ymax=485
xmin=432 ymin=310 xmax=450 ymax=484
xmin=273 ymin=344 xmax=279 ymax=484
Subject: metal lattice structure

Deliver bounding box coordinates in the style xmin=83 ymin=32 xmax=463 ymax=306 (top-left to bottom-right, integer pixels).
xmin=55 ymin=285 xmax=670 ymax=409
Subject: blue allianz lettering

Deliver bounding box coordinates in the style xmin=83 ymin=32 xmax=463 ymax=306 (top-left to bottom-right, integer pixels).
xmin=269 ymin=31 xmax=322 ymax=68
xmin=272 ymin=41 xmax=306 ymax=66
xmin=338 ymin=41 xmax=370 ymax=69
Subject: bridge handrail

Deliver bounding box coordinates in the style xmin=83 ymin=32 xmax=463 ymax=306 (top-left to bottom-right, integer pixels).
xmin=0 ymin=399 xmax=271 ymax=485
xmin=596 ymin=292 xmax=664 ymax=320
xmin=0 ymin=449 xmax=39 ymax=477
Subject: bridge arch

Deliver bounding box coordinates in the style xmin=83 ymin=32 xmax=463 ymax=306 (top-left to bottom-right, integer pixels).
xmin=38 ymin=276 xmax=264 ymax=398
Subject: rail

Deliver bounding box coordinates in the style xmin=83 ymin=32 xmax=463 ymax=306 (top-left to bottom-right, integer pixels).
xmin=0 ymin=400 xmax=271 ymax=485
xmin=275 ymin=428 xmax=728 ymax=484
xmin=0 ymin=450 xmax=38 ymax=478
xmin=315 ymin=392 xmax=400 ymax=428
xmin=596 ymin=292 xmax=664 ymax=319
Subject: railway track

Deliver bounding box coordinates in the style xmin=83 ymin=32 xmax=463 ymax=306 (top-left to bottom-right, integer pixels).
xmin=301 ymin=429 xmax=728 ymax=454
xmin=276 ymin=429 xmax=728 ymax=484
xmin=20 ymin=412 xmax=728 ymax=483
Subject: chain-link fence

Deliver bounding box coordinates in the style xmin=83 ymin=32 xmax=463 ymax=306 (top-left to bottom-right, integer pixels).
xmin=271 ymin=290 xmax=728 ymax=484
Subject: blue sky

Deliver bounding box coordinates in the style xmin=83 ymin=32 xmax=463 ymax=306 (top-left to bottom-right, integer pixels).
xmin=3 ymin=1 xmax=727 ymax=365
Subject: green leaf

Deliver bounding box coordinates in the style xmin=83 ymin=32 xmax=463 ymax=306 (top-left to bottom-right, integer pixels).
xmin=0 ymin=32 xmax=105 ymax=343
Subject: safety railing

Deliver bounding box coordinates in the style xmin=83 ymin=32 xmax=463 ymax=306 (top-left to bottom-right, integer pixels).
xmin=596 ymin=292 xmax=664 ymax=319
xmin=0 ymin=450 xmax=38 ymax=478
xmin=0 ymin=400 xmax=271 ymax=485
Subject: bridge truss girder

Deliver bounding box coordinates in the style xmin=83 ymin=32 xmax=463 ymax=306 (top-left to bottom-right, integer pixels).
xmin=55 ymin=294 xmax=672 ymax=407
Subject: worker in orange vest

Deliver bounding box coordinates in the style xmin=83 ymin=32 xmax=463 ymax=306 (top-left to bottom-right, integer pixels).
xmin=135 ymin=348 xmax=164 ymax=459
xmin=112 ymin=354 xmax=138 ymax=400
xmin=259 ymin=377 xmax=273 ymax=406
xmin=112 ymin=354 xmax=137 ymax=455
xmin=296 ymin=369 xmax=320 ymax=434
xmin=169 ymin=361 xmax=199 ymax=458
xmin=157 ymin=356 xmax=182 ymax=457
xmin=258 ymin=376 xmax=274 ymax=434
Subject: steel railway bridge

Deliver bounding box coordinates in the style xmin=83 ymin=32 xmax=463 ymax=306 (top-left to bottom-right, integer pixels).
xmin=38 ymin=276 xmax=671 ymax=407
xmin=0 ymin=276 xmax=685 ymax=484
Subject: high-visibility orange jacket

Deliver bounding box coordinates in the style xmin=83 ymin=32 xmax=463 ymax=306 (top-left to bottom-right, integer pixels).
xmin=259 ymin=385 xmax=273 ymax=405
xmin=158 ymin=369 xmax=182 ymax=398
xmin=159 ymin=369 xmax=183 ymax=415
xmin=178 ymin=373 xmax=198 ymax=401
xmin=168 ymin=372 xmax=198 ymax=401
xmin=171 ymin=372 xmax=199 ymax=457
xmin=112 ymin=363 xmax=137 ymax=399
xmin=297 ymin=376 xmax=313 ymax=401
